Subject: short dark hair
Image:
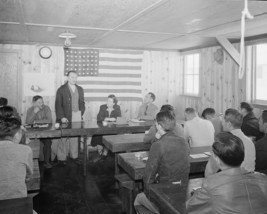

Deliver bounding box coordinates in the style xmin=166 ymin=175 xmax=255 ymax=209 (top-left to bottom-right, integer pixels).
xmin=201 ymin=108 xmax=215 ymax=119
xmin=261 ymin=110 xmax=267 ymax=123
xmin=160 ymin=104 xmax=175 ymax=117
xmin=32 ymin=95 xmax=43 ymax=102
xmin=156 ymin=111 xmax=176 ymax=132
xmin=67 ymin=70 xmax=77 ymax=76
xmin=240 ymin=102 xmax=253 ymax=112
xmin=108 ymin=94 xmax=118 ymax=104
xmin=148 ymin=92 xmax=156 ymax=101
xmin=0 ymin=116 xmax=21 ymax=138
xmin=224 ymin=108 xmax=243 ymax=128
xmin=0 ymin=106 xmax=15 ymax=118
xmin=0 ymin=97 xmax=8 ymax=106
xmin=185 ymin=107 xmax=196 ymax=114
xmin=212 ymin=132 xmax=244 ymax=167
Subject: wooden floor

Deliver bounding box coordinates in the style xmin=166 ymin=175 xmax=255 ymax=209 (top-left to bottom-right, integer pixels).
xmin=33 ymin=152 xmax=123 ymax=214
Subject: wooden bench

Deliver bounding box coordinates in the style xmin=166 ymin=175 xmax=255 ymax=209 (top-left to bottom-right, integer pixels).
xmin=115 ymin=173 xmax=135 ymax=214
xmin=0 ymin=197 xmax=33 ymax=214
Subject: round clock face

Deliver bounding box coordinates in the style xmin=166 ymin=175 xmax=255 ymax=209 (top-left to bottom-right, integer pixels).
xmin=39 ymin=46 xmax=52 ymax=59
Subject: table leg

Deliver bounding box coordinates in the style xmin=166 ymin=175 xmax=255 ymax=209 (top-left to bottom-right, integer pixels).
xmin=83 ymin=136 xmax=87 ymax=176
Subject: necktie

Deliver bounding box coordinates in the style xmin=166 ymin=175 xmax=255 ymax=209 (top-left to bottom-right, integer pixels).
xmin=144 ymin=105 xmax=148 ymax=115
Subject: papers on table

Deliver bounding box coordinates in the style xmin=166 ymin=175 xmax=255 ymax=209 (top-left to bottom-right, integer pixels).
xmin=130 ymin=119 xmax=145 ymax=123
xmin=190 ymin=153 xmax=209 ymax=159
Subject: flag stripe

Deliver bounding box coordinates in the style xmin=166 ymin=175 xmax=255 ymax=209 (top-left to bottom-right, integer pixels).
xmin=83 ymin=89 xmax=142 ymax=93
xmin=85 ymin=97 xmax=142 ymax=102
xmin=99 ymin=65 xmax=142 ymax=70
xmin=77 ymin=80 xmax=141 ymax=86
xmin=100 ymin=50 xmax=143 ymax=55
xmin=81 ymin=85 xmax=141 ymax=90
xmin=98 ymin=73 xmax=141 ymax=78
xmin=99 ymin=57 xmax=142 ymax=63
xmin=78 ymin=76 xmax=140 ymax=82
xmin=98 ymin=69 xmax=141 ymax=74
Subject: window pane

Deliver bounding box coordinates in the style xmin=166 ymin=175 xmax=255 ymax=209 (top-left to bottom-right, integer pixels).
xmin=256 ymin=64 xmax=267 ymax=100
xmin=183 ymin=53 xmax=200 ymax=96
xmin=255 ymin=44 xmax=267 ymax=101
xmin=184 ymin=75 xmax=194 ymax=94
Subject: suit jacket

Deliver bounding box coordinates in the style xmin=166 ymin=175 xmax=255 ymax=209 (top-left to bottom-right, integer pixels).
xmin=97 ymin=104 xmax=121 ymax=122
xmin=55 ymin=82 xmax=85 ymax=122
xmin=241 ymin=112 xmax=263 ymax=140
xmin=144 ymin=132 xmax=190 ymax=189
xmin=255 ymin=134 xmax=267 ymax=171
xmin=187 ymin=168 xmax=267 ymax=214
xmin=137 ymin=103 xmax=158 ymax=120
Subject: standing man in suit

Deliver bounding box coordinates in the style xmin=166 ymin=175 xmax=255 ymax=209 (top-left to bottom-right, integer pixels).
xmin=137 ymin=92 xmax=158 ymax=120
xmin=55 ymin=70 xmax=85 ymax=164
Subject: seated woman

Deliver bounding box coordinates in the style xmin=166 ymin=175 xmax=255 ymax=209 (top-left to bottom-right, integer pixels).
xmin=92 ymin=94 xmax=121 ymax=162
xmin=0 ymin=116 xmax=33 ymax=200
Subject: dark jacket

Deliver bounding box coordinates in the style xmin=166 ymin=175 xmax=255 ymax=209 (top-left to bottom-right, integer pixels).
xmin=241 ymin=112 xmax=263 ymax=140
xmin=55 ymin=83 xmax=85 ymax=122
xmin=144 ymin=132 xmax=190 ymax=189
xmin=187 ymin=168 xmax=267 ymax=214
xmin=96 ymin=104 xmax=121 ymax=122
xmin=255 ymin=134 xmax=267 ymax=171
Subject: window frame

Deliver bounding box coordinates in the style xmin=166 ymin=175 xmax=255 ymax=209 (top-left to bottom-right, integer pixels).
xmin=251 ymin=43 xmax=267 ymax=105
xmin=182 ymin=52 xmax=200 ymax=97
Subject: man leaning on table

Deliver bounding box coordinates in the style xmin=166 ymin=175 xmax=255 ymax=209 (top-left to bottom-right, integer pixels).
xmin=134 ymin=110 xmax=190 ymax=214
xmin=137 ymin=92 xmax=158 ymax=120
xmin=187 ymin=132 xmax=267 ymax=214
xmin=26 ymin=95 xmax=53 ymax=168
xmin=55 ymin=70 xmax=85 ymax=165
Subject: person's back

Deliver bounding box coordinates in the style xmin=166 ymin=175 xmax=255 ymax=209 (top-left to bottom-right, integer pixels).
xmin=145 ymin=132 xmax=189 ymax=184
xmin=184 ymin=117 xmax=214 ymax=147
xmin=0 ymin=141 xmax=32 ymax=199
xmin=188 ymin=132 xmax=267 ymax=214
xmin=188 ymin=169 xmax=267 ymax=214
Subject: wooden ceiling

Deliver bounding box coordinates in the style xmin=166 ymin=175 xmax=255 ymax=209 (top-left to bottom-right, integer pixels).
xmin=1 ymin=0 xmax=267 ymax=51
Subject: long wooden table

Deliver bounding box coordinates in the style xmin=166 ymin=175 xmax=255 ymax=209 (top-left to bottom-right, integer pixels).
xmin=118 ymin=146 xmax=211 ymax=180
xmin=103 ymin=133 xmax=151 ymax=174
xmin=26 ymin=121 xmax=153 ymax=176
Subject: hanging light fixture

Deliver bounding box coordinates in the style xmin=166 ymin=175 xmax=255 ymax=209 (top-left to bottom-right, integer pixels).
xmin=58 ymin=31 xmax=77 ymax=47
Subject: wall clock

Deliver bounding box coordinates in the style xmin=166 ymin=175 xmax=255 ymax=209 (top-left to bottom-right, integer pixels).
xmin=39 ymin=46 xmax=52 ymax=59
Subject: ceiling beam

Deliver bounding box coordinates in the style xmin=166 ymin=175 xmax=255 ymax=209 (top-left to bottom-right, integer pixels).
xmin=216 ymin=36 xmax=240 ymax=66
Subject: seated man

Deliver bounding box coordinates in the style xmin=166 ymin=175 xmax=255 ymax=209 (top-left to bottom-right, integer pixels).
xmin=0 ymin=116 xmax=33 ymax=200
xmin=255 ymin=110 xmax=267 ymax=172
xmin=134 ymin=111 xmax=190 ymax=214
xmin=240 ymin=102 xmax=263 ymax=141
xmin=184 ymin=108 xmax=214 ymax=147
xmin=201 ymin=107 xmax=223 ymax=136
xmin=137 ymin=92 xmax=158 ymax=120
xmin=187 ymin=132 xmax=267 ymax=214
xmin=143 ymin=104 xmax=184 ymax=144
xmin=26 ymin=95 xmax=53 ymax=168
xmin=205 ymin=108 xmax=255 ymax=177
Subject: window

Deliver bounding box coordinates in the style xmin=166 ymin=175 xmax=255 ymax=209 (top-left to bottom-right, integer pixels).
xmin=183 ymin=53 xmax=200 ymax=96
xmin=253 ymin=44 xmax=267 ymax=104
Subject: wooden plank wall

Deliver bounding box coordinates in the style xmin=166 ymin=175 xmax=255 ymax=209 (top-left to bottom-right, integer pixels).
xmin=177 ymin=45 xmax=247 ymax=119
xmin=0 ymin=44 xmax=180 ymax=123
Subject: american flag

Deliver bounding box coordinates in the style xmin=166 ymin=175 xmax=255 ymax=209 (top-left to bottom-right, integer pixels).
xmin=64 ymin=48 xmax=143 ymax=102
